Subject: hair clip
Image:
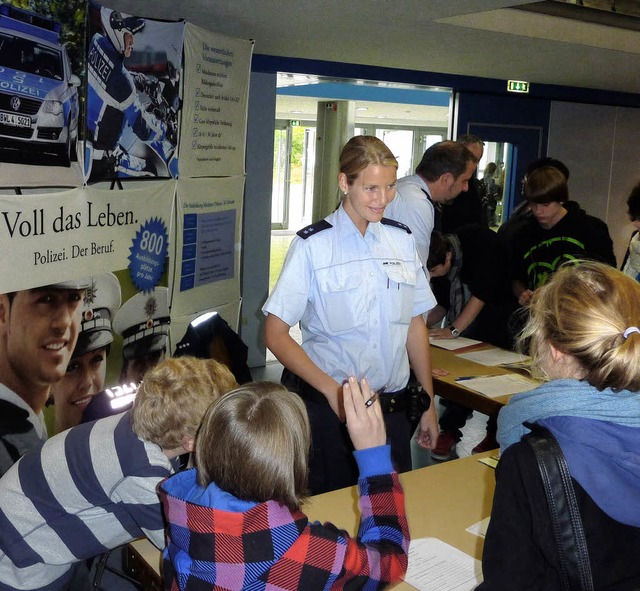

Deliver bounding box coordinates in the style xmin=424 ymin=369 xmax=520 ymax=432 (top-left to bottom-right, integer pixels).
xmin=623 ymin=326 xmax=640 ymax=339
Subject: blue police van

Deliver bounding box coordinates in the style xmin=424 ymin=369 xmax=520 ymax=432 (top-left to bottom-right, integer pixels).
xmin=0 ymin=4 xmax=80 ymax=165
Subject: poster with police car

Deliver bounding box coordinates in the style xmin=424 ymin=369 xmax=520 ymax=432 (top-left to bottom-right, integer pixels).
xmin=0 ymin=1 xmax=83 ymax=171
xmin=84 ymin=0 xmax=184 ymax=183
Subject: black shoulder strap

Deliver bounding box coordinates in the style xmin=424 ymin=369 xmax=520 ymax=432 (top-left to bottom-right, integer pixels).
xmin=420 ymin=188 xmax=442 ymax=232
xmin=380 ymin=217 xmax=411 ymax=233
xmin=524 ymin=423 xmax=594 ymax=591
xmin=296 ymin=220 xmax=332 ymax=239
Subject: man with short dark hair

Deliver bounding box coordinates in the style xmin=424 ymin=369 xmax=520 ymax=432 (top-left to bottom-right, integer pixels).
xmin=0 ymin=279 xmax=89 ymax=475
xmin=385 ymin=140 xmax=478 ymax=267
xmin=441 ymin=134 xmax=485 ymax=233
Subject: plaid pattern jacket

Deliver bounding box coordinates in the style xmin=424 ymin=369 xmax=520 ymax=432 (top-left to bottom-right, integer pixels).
xmin=159 ymin=469 xmax=409 ymax=590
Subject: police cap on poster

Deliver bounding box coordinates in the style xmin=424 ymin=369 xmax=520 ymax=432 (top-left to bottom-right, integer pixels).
xmin=113 ymin=286 xmax=170 ymax=360
xmin=45 ymin=277 xmax=93 ymax=290
xmin=74 ymin=273 xmax=122 ymax=359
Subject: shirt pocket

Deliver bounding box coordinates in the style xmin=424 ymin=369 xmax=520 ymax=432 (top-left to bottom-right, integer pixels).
xmin=317 ymin=271 xmax=364 ymax=333
xmin=384 ymin=265 xmax=417 ymax=325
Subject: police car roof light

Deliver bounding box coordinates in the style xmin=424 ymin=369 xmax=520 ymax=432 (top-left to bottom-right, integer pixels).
xmin=0 ymin=4 xmax=61 ymax=33
xmin=0 ymin=5 xmax=61 ymax=45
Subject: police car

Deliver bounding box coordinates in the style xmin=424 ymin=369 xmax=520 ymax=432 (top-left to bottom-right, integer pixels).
xmin=0 ymin=4 xmax=80 ymax=165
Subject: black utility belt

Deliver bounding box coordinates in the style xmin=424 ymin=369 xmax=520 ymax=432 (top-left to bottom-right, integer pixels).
xmin=377 ymin=390 xmax=408 ymax=414
xmin=281 ymin=369 xmax=430 ymax=418
xmin=379 ymin=388 xmax=431 ymax=421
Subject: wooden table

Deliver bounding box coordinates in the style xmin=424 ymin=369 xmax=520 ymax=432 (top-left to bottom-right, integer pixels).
xmin=430 ymin=344 xmax=519 ymax=416
xmin=127 ymin=452 xmax=497 ymax=589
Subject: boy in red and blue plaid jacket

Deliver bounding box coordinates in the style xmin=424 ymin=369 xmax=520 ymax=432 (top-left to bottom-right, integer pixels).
xmin=160 ymin=377 xmax=409 ymax=590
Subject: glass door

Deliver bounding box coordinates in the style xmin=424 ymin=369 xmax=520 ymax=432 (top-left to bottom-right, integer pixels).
xmin=272 ymin=121 xmax=316 ymax=231
xmin=477 ymin=141 xmax=512 ymax=228
xmin=272 ymin=124 xmax=291 ymax=229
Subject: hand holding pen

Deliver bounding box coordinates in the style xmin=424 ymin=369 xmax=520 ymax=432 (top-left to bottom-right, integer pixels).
xmin=343 ymin=376 xmax=387 ymax=451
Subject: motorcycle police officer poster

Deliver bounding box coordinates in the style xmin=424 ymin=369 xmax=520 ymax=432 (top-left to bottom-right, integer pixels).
xmin=84 ymin=0 xmax=184 ymax=183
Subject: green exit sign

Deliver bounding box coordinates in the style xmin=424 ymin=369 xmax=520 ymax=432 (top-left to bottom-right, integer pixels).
xmin=290 ymin=120 xmax=301 ymax=126
xmin=508 ymin=80 xmax=530 ymax=93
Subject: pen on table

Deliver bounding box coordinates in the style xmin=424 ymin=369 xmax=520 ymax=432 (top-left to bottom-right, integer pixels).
xmin=455 ymin=375 xmax=499 ymax=382
xmin=364 ymin=392 xmax=379 ymax=408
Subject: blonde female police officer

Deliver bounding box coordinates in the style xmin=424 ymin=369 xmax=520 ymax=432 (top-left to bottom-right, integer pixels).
xmin=264 ymin=135 xmax=438 ymax=494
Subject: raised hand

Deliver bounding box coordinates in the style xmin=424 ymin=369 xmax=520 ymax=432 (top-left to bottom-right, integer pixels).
xmin=343 ymin=376 xmax=387 ymax=451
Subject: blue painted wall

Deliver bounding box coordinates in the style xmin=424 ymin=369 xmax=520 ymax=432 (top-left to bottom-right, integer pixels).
xmin=456 ymin=92 xmax=552 ymax=214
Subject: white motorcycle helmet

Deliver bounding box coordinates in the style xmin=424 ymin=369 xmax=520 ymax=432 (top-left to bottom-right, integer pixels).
xmin=100 ymin=7 xmax=145 ymax=54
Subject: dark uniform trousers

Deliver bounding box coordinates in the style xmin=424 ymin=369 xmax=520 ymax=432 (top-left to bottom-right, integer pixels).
xmin=281 ymin=369 xmax=412 ymax=495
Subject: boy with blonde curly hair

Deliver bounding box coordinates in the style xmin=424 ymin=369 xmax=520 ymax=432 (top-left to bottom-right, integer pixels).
xmin=0 ymin=356 xmax=237 ymax=591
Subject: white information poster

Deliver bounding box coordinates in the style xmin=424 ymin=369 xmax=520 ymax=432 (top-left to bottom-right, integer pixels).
xmin=172 ymin=177 xmax=244 ymax=317
xmin=180 ymin=23 xmax=253 ymax=177
xmin=0 ymin=182 xmax=175 ymax=405
xmin=0 ymin=182 xmax=175 ymax=293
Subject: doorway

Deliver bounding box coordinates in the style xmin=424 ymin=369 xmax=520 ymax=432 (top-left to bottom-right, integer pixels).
xmin=468 ymin=124 xmax=543 ymax=222
xmin=269 ymin=75 xmax=452 ymax=293
xmin=477 ymin=141 xmax=512 ymax=228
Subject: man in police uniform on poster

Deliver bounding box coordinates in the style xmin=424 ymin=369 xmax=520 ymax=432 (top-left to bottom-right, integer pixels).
xmin=0 ymin=278 xmax=90 ymax=476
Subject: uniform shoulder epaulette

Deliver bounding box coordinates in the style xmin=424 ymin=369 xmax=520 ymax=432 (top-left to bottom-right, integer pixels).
xmin=381 ymin=217 xmax=412 ymax=234
xmin=296 ymin=220 xmax=333 ymax=239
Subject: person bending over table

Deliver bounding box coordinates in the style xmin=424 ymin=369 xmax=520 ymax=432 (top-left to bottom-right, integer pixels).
xmin=427 ymin=226 xmax=515 ymax=460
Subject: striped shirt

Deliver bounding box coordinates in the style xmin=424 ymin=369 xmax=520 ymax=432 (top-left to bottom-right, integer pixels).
xmin=0 ymin=411 xmax=172 ymax=591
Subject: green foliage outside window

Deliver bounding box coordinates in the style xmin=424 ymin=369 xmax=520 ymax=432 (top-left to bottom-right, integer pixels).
xmin=5 ymin=0 xmax=86 ymax=74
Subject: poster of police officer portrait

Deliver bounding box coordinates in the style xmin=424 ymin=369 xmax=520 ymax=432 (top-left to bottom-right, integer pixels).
xmin=0 ymin=0 xmax=84 ymax=178
xmin=84 ymin=0 xmax=184 ymax=183
xmin=0 ymin=181 xmax=175 ymax=435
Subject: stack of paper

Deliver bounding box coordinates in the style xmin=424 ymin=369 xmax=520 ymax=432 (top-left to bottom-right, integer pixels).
xmin=456 ymin=348 xmax=529 ymax=367
xmin=404 ymin=537 xmax=483 ymax=590
xmin=429 ymin=337 xmax=483 ymax=351
xmin=455 ymin=374 xmax=538 ymax=398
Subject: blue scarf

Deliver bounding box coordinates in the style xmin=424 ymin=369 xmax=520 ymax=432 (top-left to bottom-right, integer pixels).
xmin=497 ymin=378 xmax=640 ymax=451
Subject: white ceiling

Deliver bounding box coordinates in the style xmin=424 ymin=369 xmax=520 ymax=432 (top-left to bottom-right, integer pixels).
xmin=106 ymin=0 xmax=640 ymax=96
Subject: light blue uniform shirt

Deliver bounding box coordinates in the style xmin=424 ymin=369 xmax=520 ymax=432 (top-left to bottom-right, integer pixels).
xmin=263 ymin=204 xmax=436 ymax=392
xmin=384 ymin=174 xmax=435 ymax=267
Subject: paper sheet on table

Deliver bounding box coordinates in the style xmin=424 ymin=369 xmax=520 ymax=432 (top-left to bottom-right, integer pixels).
xmin=456 ymin=374 xmax=538 ymax=398
xmin=456 ymin=348 xmax=529 ymax=366
xmin=466 ymin=516 xmax=491 ymax=538
xmin=429 ymin=336 xmax=483 ymax=351
xmin=478 ymin=454 xmax=500 ymax=469
xmin=405 ymin=537 xmax=482 ymax=591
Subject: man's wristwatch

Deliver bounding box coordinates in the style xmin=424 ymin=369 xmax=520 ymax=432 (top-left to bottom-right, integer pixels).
xmin=450 ymin=325 xmax=460 ymax=338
